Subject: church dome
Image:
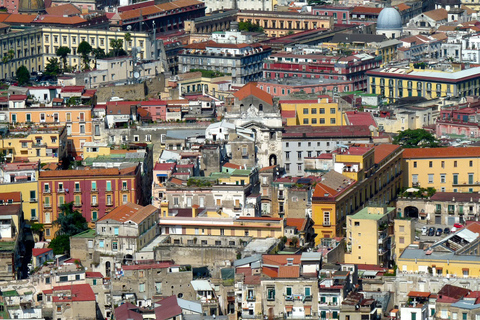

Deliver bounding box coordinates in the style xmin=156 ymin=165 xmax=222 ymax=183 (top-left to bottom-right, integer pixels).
xmin=377 ymin=7 xmax=402 ymax=30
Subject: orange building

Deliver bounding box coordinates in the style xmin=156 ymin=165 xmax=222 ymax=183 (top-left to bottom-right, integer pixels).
xmin=38 ymin=165 xmax=142 ymax=239
xmin=10 ymin=105 xmax=93 ymax=156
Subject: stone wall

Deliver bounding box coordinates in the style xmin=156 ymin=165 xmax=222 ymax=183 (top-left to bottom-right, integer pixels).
xmin=95 ymin=76 xmax=166 ymax=102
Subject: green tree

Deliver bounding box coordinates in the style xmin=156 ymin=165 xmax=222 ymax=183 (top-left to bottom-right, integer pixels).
xmin=15 ymin=65 xmax=30 ymax=85
xmin=124 ymin=32 xmax=132 ymax=52
xmin=56 ymin=46 xmax=71 ymax=72
xmin=44 ymin=57 xmax=61 ymax=77
xmin=393 ymin=129 xmax=441 ymax=148
xmin=238 ymin=21 xmax=264 ymax=33
xmin=48 ymin=202 xmax=89 ymax=254
xmin=109 ymin=38 xmax=126 ymax=57
xmin=92 ymin=48 xmax=106 ymax=68
xmin=31 ymin=223 xmax=44 ymax=241
xmin=78 ymin=41 xmax=93 ymax=70
xmin=2 ymin=49 xmax=14 ymax=79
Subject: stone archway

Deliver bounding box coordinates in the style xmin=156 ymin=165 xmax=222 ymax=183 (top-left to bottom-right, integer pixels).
xmin=404 ymin=206 xmax=419 ymax=218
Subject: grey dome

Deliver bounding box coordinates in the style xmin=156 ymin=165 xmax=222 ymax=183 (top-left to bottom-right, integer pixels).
xmin=377 ymin=7 xmax=402 ymax=30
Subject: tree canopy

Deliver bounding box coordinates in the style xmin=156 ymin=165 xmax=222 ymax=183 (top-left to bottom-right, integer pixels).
xmin=49 ymin=202 xmax=89 ymax=254
xmin=109 ymin=39 xmax=127 ymax=57
xmin=44 ymin=57 xmax=60 ymax=77
xmin=238 ymin=21 xmax=264 ymax=33
xmin=15 ymin=66 xmax=29 ymax=85
xmin=393 ymin=129 xmax=441 ymax=148
xmin=78 ymin=41 xmax=93 ymax=70
xmin=56 ymin=46 xmax=71 ymax=71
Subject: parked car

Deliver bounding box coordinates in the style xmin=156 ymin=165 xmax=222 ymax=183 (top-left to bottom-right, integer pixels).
xmin=444 ymin=227 xmax=451 ymax=235
xmin=436 ymin=228 xmax=443 ymax=236
xmin=428 ymin=227 xmax=435 ymax=236
xmin=421 ymin=226 xmax=428 ymax=235
xmin=454 ymin=223 xmax=464 ymax=229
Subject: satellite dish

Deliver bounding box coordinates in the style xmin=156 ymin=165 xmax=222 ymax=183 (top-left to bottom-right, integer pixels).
xmin=127 ymin=25 xmax=132 ymax=30
xmin=134 ymin=72 xmax=140 ymax=79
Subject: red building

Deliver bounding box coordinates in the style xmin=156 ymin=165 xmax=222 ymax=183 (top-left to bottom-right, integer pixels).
xmin=140 ymin=99 xmax=167 ymax=122
xmin=311 ymin=5 xmax=353 ymax=24
xmin=38 ymin=165 xmax=142 ymax=240
xmin=263 ymin=52 xmax=381 ymax=92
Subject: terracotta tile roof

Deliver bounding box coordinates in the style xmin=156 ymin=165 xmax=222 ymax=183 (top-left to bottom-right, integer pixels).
xmin=408 ymin=291 xmax=431 ymax=298
xmin=395 ymin=3 xmax=411 ymax=11
xmin=431 ymin=192 xmax=480 ymax=202
xmin=345 ymin=111 xmax=377 ymax=127
xmin=403 ymin=147 xmax=480 ymax=159
xmin=278 ymin=266 xmax=300 ymax=278
xmin=115 ymin=302 xmax=143 ymax=320
xmin=431 ymin=32 xmax=448 ymax=41
xmin=223 ymin=162 xmax=242 ymax=169
xmin=262 ymin=266 xmax=278 ymax=278
xmin=461 ymin=4 xmax=476 ymax=15
xmin=0 ymin=192 xmax=21 ymax=202
xmin=351 ymin=6 xmax=383 ymax=14
xmin=32 ymin=248 xmax=53 ymax=257
xmin=234 ymin=82 xmax=273 ymax=105
xmin=155 ymin=296 xmax=182 ymax=320
xmin=154 ymin=162 xmax=176 ymax=171
xmin=98 ymin=202 xmax=157 ymax=224
xmin=374 ymin=144 xmax=401 ymax=164
xmin=244 ymin=274 xmax=261 ymax=284
xmin=4 ymin=14 xmax=36 ymax=23
xmin=262 ymin=254 xmax=301 ymax=266
xmin=285 ymin=218 xmax=307 ymax=231
xmin=0 ymin=13 xmax=9 ymax=22
xmin=438 ymin=284 xmax=471 ymax=300
xmin=120 ymin=0 xmax=202 ymax=21
xmin=86 ymin=271 xmax=104 ymax=278
xmin=281 ymin=110 xmax=296 ymax=118
xmin=39 ymin=167 xmax=137 ymax=178
xmin=437 ymin=25 xmax=457 ymax=31
xmin=170 ymin=177 xmax=184 ymax=185
xmin=424 ymin=8 xmax=448 ymax=21
xmin=465 ymin=221 xmax=480 ymax=234
xmin=45 ymin=3 xmax=82 ymax=16
xmin=9 ymin=95 xmax=27 ymax=101
xmin=49 ymin=283 xmax=95 ymax=302
xmin=259 ymin=165 xmax=276 ymax=172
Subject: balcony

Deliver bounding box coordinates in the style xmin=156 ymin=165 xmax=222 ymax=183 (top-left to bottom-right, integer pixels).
xmin=106 ymin=202 xmax=113 ymax=207
xmin=57 ymin=188 xmax=65 ymax=193
xmin=74 ymin=202 xmax=82 ymax=207
xmin=74 ymin=188 xmax=81 ymax=193
xmin=31 ymin=216 xmax=38 ymax=221
xmin=278 ymin=194 xmax=285 ymax=200
xmin=323 ymin=222 xmax=331 ymax=227
xmin=91 ymin=188 xmax=98 ymax=193
xmin=121 ymin=187 xmax=129 ymax=192
xmin=246 ymin=296 xmax=256 ymax=302
xmin=91 ymin=202 xmax=98 ymax=207
xmin=30 ymin=198 xmax=37 ymax=203
xmin=43 ymin=189 xmax=51 ymax=194
xmin=43 ymin=203 xmax=52 ymax=208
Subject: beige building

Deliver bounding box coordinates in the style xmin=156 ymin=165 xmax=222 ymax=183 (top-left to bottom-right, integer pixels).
xmin=42 ymin=283 xmax=97 ymax=320
xmin=375 ymin=105 xmax=438 ymax=133
xmin=345 ymin=206 xmax=396 ymax=267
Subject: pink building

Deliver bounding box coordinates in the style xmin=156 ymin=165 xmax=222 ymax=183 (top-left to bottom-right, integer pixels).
xmin=140 ymin=100 xmax=167 ymax=122
xmin=257 ymin=79 xmax=354 ymax=97
xmin=436 ymin=120 xmax=480 ymax=138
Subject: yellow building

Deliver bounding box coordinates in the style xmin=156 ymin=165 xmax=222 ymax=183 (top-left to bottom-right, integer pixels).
xmin=0 ymin=179 xmax=38 ymax=221
xmin=0 ymin=125 xmax=67 ymax=164
xmin=82 ymin=142 xmax=111 ymax=159
xmin=10 ymin=106 xmax=92 ymax=156
xmin=312 ymin=144 xmax=403 ymax=244
xmin=398 ymin=224 xmax=480 ymax=277
xmin=177 ymin=74 xmax=233 ymax=101
xmin=394 ymin=218 xmax=415 ymax=264
xmin=367 ymin=64 xmax=480 ymax=103
xmin=280 ymin=98 xmax=345 ymax=126
xmin=403 ymin=147 xmax=480 ymax=193
xmin=236 ymin=11 xmax=333 ymax=38
xmin=367 ymin=40 xmax=401 ymax=64
xmin=344 ymin=206 xmax=395 ymax=267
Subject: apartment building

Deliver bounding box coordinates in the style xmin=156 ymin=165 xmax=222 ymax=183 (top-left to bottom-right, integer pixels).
xmin=178 ymin=41 xmax=272 ymax=84
xmin=312 ymin=144 xmax=403 ymax=244
xmin=0 ymin=125 xmax=67 ymax=163
xmin=280 ymin=98 xmax=346 ymax=127
xmin=367 ymin=65 xmax=480 ymax=103
xmin=0 ymin=27 xmax=153 ymax=78
xmin=403 ymin=147 xmax=480 ymax=193
xmin=281 ymin=125 xmax=372 ymax=176
xmin=344 ymin=206 xmax=396 ymax=267
xmin=38 ymin=165 xmax=142 ymax=239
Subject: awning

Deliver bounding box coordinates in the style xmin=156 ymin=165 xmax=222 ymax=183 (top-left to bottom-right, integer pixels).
xmin=463 ymin=268 xmax=469 ymax=271
xmin=16 ymin=175 xmax=28 ymax=180
xmin=285 ymin=306 xmax=293 ymax=312
xmin=363 ymin=270 xmax=378 ymax=277
xmin=157 ymin=174 xmax=168 ymax=177
xmin=304 ymin=306 xmax=311 ymax=316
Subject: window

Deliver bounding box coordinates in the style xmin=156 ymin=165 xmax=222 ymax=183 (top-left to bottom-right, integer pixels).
xmin=267 ymin=287 xmax=275 ymax=300
xmin=303 ymin=108 xmax=308 ymax=114
xmin=92 ymin=211 xmax=97 ymax=221
xmin=429 ymin=161 xmax=433 ymax=168
xmin=463 ymin=269 xmax=469 ymax=277
xmin=469 ymin=173 xmax=474 ymax=184
xmin=441 ymin=174 xmax=446 ymax=183
xmin=139 ymin=283 xmax=145 ymax=292
xmin=99 ymin=240 xmax=104 ymax=248
xmin=428 ymin=174 xmax=434 ymax=184
xmin=303 ymin=118 xmax=309 ymax=124
xmin=399 ymin=236 xmax=405 ymax=244
xmin=330 ymin=118 xmax=336 ymax=124
xmin=112 ymin=241 xmax=118 ymax=251
xmin=106 ymin=181 xmax=112 ymax=191
xmin=413 ymin=161 xmax=417 ymax=168
xmin=114 ymin=227 xmax=119 ymax=235
xmin=324 ymin=212 xmax=330 ymax=226
xmin=123 ymin=194 xmax=128 ymax=204
xmin=80 ymin=124 xmax=85 ymax=134
xmin=91 ymin=181 xmax=97 ymax=191
xmin=454 ymin=161 xmax=458 ymax=167
xmin=107 ymin=195 xmax=112 ymax=205
xmin=411 ymin=313 xmax=417 ymax=320
xmin=453 ymin=174 xmax=459 ymax=185
xmin=470 ymin=160 xmax=473 ymax=167
xmin=304 ymin=287 xmax=311 ymax=297
xmin=330 ymin=108 xmax=336 ymax=114
xmin=286 ymin=287 xmax=292 ymax=296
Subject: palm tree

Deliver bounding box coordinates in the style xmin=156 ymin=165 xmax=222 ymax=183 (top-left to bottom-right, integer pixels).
xmin=124 ymin=32 xmax=132 ymax=53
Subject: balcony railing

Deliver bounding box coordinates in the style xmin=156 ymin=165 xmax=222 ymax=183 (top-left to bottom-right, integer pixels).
xmin=43 ymin=203 xmax=52 ymax=208
xmin=247 ymin=296 xmax=256 ymax=302
xmin=74 ymin=188 xmax=81 ymax=193
xmin=30 ymin=198 xmax=37 ymax=203
xmin=43 ymin=189 xmax=51 ymax=194
xmin=91 ymin=202 xmax=98 ymax=207
xmin=57 ymin=188 xmax=65 ymax=193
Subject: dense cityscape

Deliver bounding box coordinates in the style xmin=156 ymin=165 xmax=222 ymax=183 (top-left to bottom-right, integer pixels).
xmin=1 ymin=0 xmax=480 ymax=319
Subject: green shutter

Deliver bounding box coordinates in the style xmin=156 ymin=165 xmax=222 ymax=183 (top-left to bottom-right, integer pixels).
xmin=333 ymin=312 xmax=338 ymax=319
xmin=286 ymin=287 xmax=292 ymax=295
xmin=321 ymin=311 xmax=326 ymax=318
